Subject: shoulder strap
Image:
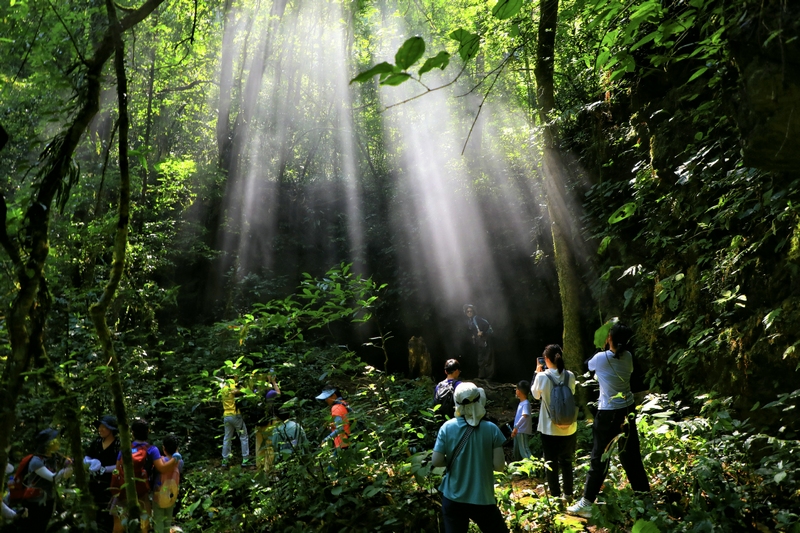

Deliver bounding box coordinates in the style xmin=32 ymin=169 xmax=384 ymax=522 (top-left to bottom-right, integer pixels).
xmin=446 ymin=421 xmax=479 ymax=470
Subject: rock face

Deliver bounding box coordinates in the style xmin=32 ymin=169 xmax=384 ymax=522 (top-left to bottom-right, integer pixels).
xmin=731 ymin=1 xmax=800 ymax=172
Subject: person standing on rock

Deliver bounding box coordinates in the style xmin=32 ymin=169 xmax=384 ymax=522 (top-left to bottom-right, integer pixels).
xmin=463 ymin=304 xmax=494 ymax=380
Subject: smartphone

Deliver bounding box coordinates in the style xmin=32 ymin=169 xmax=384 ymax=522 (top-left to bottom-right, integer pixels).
xmin=537 ymin=357 xmax=545 ymax=367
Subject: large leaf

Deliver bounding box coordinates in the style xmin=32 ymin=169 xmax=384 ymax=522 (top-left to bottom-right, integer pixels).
xmin=449 ymin=29 xmax=480 ymax=62
xmin=632 ymin=520 xmax=661 ymax=533
xmin=380 ymin=73 xmax=412 ymax=86
xmin=492 ymin=0 xmax=523 ymax=20
xmin=350 ymin=62 xmax=395 ymax=84
xmin=419 ymin=51 xmax=450 ymax=76
xmin=395 ymin=36 xmax=425 ymax=70
xmin=594 ymin=318 xmax=619 ymax=349
xmin=608 ymin=202 xmax=637 ymax=224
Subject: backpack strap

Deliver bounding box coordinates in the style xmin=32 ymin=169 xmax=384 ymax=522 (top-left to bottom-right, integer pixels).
xmin=446 ymin=420 xmax=479 ymax=471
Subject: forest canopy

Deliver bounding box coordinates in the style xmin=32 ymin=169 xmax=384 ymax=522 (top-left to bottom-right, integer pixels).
xmin=1 ymin=0 xmax=799 ymax=531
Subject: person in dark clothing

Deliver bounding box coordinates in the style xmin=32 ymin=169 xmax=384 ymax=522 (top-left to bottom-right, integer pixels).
xmin=463 ymin=304 xmax=494 ymax=380
xmin=434 ymin=359 xmax=462 ymax=419
xmin=84 ymin=415 xmax=120 ymax=532
xmin=9 ymin=428 xmax=73 ymax=532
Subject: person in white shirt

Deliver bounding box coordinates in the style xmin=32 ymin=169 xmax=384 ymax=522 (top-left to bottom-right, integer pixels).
xmin=531 ymin=344 xmax=577 ymax=501
xmin=567 ymin=323 xmax=650 ymax=518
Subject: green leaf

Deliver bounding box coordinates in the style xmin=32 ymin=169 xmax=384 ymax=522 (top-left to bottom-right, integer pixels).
xmin=687 ymin=66 xmax=708 ymax=83
xmin=632 ymin=520 xmax=661 ymax=533
xmin=608 ymin=202 xmax=637 ymax=224
xmin=449 ymin=29 xmax=480 ymax=62
xmin=762 ymin=308 xmax=781 ymax=330
xmin=492 ymin=0 xmax=523 ymax=20
xmin=350 ymin=62 xmax=395 ymax=84
xmin=630 ymin=31 xmax=658 ymax=52
xmin=395 ymin=36 xmax=425 ymax=70
xmin=597 ymin=235 xmax=611 ymax=255
xmin=774 ymin=471 xmax=787 ymax=483
xmin=594 ymin=318 xmax=618 ymax=349
xmin=419 ymin=51 xmax=450 ymax=76
xmin=380 ymin=73 xmax=412 ymax=86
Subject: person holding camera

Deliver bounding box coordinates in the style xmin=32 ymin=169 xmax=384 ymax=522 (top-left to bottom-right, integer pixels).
xmin=567 ymin=323 xmax=650 ymax=518
xmin=531 ymin=344 xmax=578 ymax=502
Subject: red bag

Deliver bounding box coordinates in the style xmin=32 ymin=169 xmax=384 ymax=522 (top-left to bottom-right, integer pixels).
xmin=7 ymin=454 xmax=44 ymax=503
xmin=110 ymin=442 xmax=152 ymax=499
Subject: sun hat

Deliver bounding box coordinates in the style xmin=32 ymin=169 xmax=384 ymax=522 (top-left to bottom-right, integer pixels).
xmin=35 ymin=428 xmax=60 ymax=452
xmin=454 ymin=382 xmax=487 ymax=427
xmin=96 ymin=415 xmax=118 ymax=433
xmin=315 ymin=389 xmax=337 ymax=401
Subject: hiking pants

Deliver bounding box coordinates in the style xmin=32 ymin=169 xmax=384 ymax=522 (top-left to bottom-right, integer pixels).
xmin=512 ymin=432 xmax=532 ymax=461
xmin=441 ymin=496 xmax=509 ymax=533
xmin=223 ymin=414 xmax=249 ymax=459
xmin=582 ymin=405 xmax=650 ymax=502
xmin=540 ymin=432 xmax=577 ymax=498
xmin=476 ymin=345 xmax=495 ymax=380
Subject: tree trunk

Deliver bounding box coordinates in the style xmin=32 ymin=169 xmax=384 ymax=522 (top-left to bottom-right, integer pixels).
xmin=534 ymin=0 xmax=586 ymax=396
xmin=138 ymin=15 xmax=159 ymax=233
xmin=90 ymin=2 xmax=141 ymax=529
xmin=0 ymin=0 xmax=166 ymax=489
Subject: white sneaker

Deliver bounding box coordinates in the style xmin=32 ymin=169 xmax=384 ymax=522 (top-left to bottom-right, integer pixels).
xmin=566 ymin=497 xmax=593 ymax=518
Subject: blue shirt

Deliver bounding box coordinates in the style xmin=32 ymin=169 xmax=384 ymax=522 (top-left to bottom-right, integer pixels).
xmin=514 ymin=399 xmax=532 ymax=434
xmin=588 ymin=350 xmax=634 ymax=410
xmin=433 ymin=417 xmax=505 ymax=505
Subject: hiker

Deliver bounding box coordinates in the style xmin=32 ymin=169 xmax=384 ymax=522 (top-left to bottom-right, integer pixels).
xmin=431 ymin=382 xmax=508 ymax=533
xmin=220 ymin=377 xmax=251 ymax=467
xmin=434 ymin=359 xmax=462 ymax=419
xmin=532 ymin=344 xmax=577 ymax=501
xmin=463 ymin=304 xmax=495 ymax=380
xmin=316 ymin=388 xmax=351 ymax=451
xmin=511 ymin=380 xmax=533 ymax=461
xmin=151 ymin=434 xmax=184 ymax=533
xmin=111 ymin=418 xmax=181 ymax=533
xmin=2 ymin=464 xmax=27 ymax=523
xmin=7 ymin=428 xmax=73 ymax=532
xmin=567 ymin=323 xmax=650 ymax=518
xmin=84 ymin=414 xmax=121 ymax=532
xmin=272 ymin=407 xmax=309 ymax=458
xmin=254 ymin=373 xmax=281 ymax=472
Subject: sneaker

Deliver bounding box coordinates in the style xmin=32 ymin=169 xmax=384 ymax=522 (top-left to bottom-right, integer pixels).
xmin=566 ymin=497 xmax=593 ymax=519
xmin=241 ymin=457 xmax=252 ymax=467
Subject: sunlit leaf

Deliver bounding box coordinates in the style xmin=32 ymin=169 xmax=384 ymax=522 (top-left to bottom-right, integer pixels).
xmin=763 ymin=308 xmax=781 ymax=330
xmin=395 ymin=36 xmax=425 ymax=70
xmin=380 ymin=73 xmax=412 ymax=86
xmin=608 ymin=202 xmax=637 ymax=224
xmin=594 ymin=318 xmax=618 ymax=349
xmin=632 ymin=519 xmax=661 ymax=533
xmin=492 ymin=0 xmax=523 ymax=20
xmin=350 ymin=62 xmax=395 ymax=84
xmin=449 ymin=29 xmax=480 ymax=62
xmin=419 ymin=51 xmax=450 ymax=76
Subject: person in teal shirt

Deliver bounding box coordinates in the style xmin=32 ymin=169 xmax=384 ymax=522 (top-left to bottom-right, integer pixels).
xmin=432 ymin=382 xmax=508 ymax=533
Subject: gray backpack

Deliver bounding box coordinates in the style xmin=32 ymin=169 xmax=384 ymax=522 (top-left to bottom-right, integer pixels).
xmin=543 ymin=372 xmax=578 ymax=428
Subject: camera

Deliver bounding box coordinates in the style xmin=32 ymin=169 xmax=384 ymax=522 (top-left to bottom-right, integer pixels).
xmin=537 ymin=357 xmax=545 ymax=367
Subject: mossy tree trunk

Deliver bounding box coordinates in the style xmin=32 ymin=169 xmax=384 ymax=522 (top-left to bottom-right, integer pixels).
xmin=534 ymin=0 xmax=587 ymax=401
xmin=88 ymin=1 xmax=140 ymax=530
